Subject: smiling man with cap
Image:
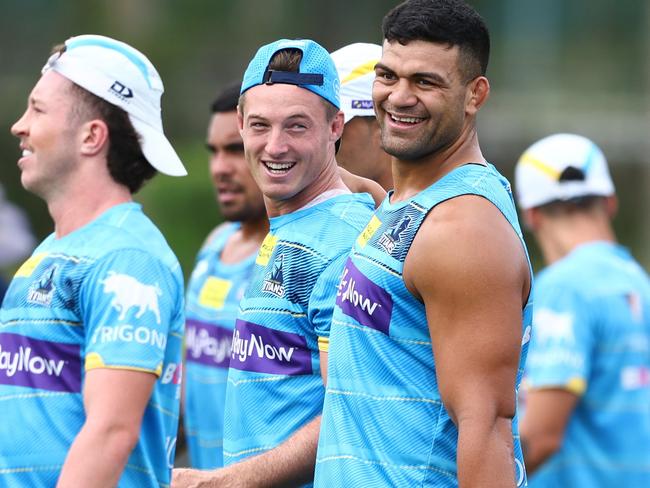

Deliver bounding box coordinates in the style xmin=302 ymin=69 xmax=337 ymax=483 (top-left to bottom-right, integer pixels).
xmin=1 ymin=34 xmax=186 ymax=487
xmin=331 ymin=42 xmax=393 ymax=190
xmin=516 ymin=133 xmax=650 ymax=487
xmin=172 ymin=38 xmax=375 ymax=488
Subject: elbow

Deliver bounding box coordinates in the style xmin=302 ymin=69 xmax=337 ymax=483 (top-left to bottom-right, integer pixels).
xmin=90 ymin=419 xmax=141 ymax=460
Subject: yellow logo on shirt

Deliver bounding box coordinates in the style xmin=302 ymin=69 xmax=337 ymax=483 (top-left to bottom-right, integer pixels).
xmin=357 ymin=215 xmax=382 ymax=248
xmin=14 ymin=253 xmax=48 ymax=278
xmin=199 ymin=277 xmax=233 ymax=310
xmin=256 ymin=233 xmax=278 ymax=266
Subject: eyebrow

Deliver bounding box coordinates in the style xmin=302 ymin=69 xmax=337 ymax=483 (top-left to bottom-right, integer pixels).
xmin=375 ymin=62 xmax=449 ymax=85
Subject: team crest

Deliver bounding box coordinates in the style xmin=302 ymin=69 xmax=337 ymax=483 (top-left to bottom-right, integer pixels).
xmin=378 ymin=215 xmax=412 ymax=254
xmin=262 ymin=253 xmax=285 ymax=298
xmin=27 ymin=265 xmax=58 ymax=306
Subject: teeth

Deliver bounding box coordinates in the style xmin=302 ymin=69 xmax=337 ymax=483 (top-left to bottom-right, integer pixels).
xmin=264 ymin=161 xmax=295 ymax=174
xmin=391 ymin=115 xmax=423 ymax=124
xmin=22 ymin=149 xmax=33 ymax=157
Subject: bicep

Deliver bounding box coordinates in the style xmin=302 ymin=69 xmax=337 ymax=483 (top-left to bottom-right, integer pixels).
xmin=83 ymin=368 xmax=156 ymax=430
xmin=520 ymin=388 xmax=578 ymax=442
xmin=405 ymin=197 xmax=528 ymax=423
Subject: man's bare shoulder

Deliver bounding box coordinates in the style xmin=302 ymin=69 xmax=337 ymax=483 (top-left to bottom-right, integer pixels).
xmin=404 ymin=194 xmax=528 ymax=300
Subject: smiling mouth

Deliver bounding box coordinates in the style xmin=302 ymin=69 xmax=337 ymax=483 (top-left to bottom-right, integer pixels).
xmin=390 ymin=114 xmax=426 ymax=124
xmin=263 ymin=161 xmax=296 ymax=174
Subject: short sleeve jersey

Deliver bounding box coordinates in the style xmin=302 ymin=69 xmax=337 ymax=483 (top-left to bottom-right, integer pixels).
xmin=525 ymin=242 xmax=650 ymax=487
xmin=315 ymin=164 xmax=532 ymax=487
xmin=0 ymin=202 xmax=184 ymax=487
xmin=222 ymin=193 xmax=374 ymax=476
xmin=183 ymin=222 xmax=257 ymax=469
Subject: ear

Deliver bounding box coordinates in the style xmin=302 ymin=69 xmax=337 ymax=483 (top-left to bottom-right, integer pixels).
xmin=465 ymin=76 xmax=490 ymax=116
xmin=79 ymin=119 xmax=109 ymax=157
xmin=604 ymin=195 xmax=618 ymax=219
xmin=330 ymin=111 xmax=345 ymax=144
xmin=237 ymin=105 xmax=245 ymax=135
xmin=522 ymin=207 xmax=540 ymax=231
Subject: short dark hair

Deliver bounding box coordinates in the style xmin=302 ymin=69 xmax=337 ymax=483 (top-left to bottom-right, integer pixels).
xmin=52 ymin=44 xmax=155 ymax=194
xmin=382 ymin=0 xmax=490 ymax=81
xmin=211 ymin=81 xmax=241 ymax=114
xmin=238 ymin=48 xmax=339 ymax=121
xmin=537 ymin=195 xmax=607 ymax=216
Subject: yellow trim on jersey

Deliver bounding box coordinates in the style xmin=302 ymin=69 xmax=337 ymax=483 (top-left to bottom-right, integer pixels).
xmin=519 ymin=153 xmax=561 ymax=180
xmin=14 ymin=253 xmax=48 ymax=278
xmin=85 ymin=352 xmax=162 ymax=376
xmin=256 ymin=233 xmax=278 ymax=266
xmin=318 ymin=336 xmax=330 ymax=353
xmin=341 ymin=59 xmax=380 ymax=85
xmin=565 ymin=377 xmax=587 ymax=395
xmin=357 ymin=215 xmax=382 ymax=248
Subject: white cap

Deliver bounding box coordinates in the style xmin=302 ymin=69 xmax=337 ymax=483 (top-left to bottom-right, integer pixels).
xmin=42 ymin=34 xmax=186 ymax=176
xmin=515 ymin=133 xmax=615 ymax=210
xmin=330 ymin=43 xmax=381 ymax=123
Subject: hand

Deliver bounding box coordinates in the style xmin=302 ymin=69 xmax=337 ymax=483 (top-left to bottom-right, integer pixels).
xmin=172 ymin=468 xmax=229 ymax=488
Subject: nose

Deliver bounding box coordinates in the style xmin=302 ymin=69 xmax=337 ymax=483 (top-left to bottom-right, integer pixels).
xmin=209 ymin=151 xmax=233 ymax=179
xmin=387 ymin=79 xmax=417 ymax=108
xmin=264 ymin=128 xmax=288 ymax=159
xmin=11 ymin=110 xmax=29 ymax=138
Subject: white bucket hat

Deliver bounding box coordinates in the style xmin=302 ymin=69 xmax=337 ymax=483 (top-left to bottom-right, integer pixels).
xmin=330 ymin=43 xmax=382 ymax=124
xmin=515 ymin=133 xmax=615 ymax=210
xmin=42 ymin=34 xmax=186 ymax=176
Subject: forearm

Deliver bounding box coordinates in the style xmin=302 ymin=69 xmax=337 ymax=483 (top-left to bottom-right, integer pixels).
xmin=57 ymin=422 xmax=137 ymax=488
xmin=457 ymin=416 xmax=516 ymax=488
xmin=229 ymin=415 xmax=321 ymax=487
xmin=174 ymin=415 xmax=321 ymax=488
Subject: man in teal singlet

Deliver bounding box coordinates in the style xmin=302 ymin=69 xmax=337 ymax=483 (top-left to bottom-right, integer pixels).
xmin=315 ymin=1 xmax=533 ymax=486
xmin=172 ymin=39 xmax=375 ymax=487
xmin=183 ymin=82 xmax=268 ymax=469
xmin=516 ymin=133 xmax=650 ymax=487
xmin=1 ymin=35 xmax=186 ymax=486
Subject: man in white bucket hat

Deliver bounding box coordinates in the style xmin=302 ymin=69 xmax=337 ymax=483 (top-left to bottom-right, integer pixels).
xmin=1 ymin=34 xmax=186 ymax=487
xmin=516 ymin=133 xmax=650 ymax=487
xmin=331 ymin=42 xmax=393 ymax=190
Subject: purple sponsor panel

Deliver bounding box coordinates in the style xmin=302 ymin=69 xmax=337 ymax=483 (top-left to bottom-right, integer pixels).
xmin=185 ymin=319 xmax=232 ymax=368
xmin=230 ymin=320 xmax=313 ymax=375
xmin=0 ymin=333 xmax=81 ymax=392
xmin=335 ymin=259 xmax=393 ymax=334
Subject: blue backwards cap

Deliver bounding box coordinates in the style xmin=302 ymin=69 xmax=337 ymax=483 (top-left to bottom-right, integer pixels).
xmin=241 ymin=39 xmax=340 ymax=109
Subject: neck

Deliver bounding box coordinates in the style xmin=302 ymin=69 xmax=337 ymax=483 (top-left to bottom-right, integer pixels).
xmin=239 ymin=216 xmax=270 ymax=242
xmin=537 ymin=214 xmax=617 ymax=265
xmin=391 ymin=126 xmax=483 ymax=202
xmin=47 ymin=176 xmax=132 ymax=238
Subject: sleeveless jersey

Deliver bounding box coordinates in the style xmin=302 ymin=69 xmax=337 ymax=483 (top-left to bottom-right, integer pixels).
xmin=222 ymin=194 xmax=375 ymax=478
xmin=0 ymin=202 xmax=184 ymax=487
xmin=315 ymin=164 xmax=532 ymax=487
xmin=183 ymin=222 xmax=257 ymax=469
xmin=524 ymin=242 xmax=650 ymax=487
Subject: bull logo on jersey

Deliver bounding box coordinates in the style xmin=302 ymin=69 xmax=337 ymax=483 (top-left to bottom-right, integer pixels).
xmin=27 ymin=264 xmax=58 ymax=306
xmin=378 ymin=215 xmax=412 ymax=254
xmin=101 ymin=271 xmax=162 ymax=324
xmin=261 ymin=253 xmax=285 ymax=298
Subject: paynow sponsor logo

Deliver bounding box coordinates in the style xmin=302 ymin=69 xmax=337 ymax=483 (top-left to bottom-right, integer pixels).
xmin=185 ymin=319 xmax=232 ymax=368
xmin=230 ymin=320 xmax=312 ymax=375
xmin=0 ymin=333 xmax=81 ymax=392
xmin=336 ymin=259 xmax=393 ymax=334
